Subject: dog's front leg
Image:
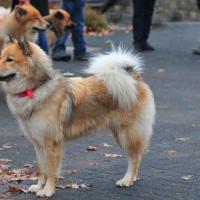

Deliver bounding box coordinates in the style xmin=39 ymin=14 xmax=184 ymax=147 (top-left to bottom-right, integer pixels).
xmin=28 ymin=142 xmax=46 ymax=193
xmin=36 ymin=140 xmax=62 ymax=198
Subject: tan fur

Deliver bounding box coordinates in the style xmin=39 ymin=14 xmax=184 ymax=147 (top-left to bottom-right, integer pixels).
xmin=0 ymin=39 xmax=156 ymax=197
xmin=44 ymin=9 xmax=73 ymax=46
xmin=0 ymin=3 xmax=48 ymax=51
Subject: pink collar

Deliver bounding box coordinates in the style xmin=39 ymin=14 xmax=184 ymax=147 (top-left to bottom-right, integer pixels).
xmin=17 ymin=88 xmax=34 ymax=99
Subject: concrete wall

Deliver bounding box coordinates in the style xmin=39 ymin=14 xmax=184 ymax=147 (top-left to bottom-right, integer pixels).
xmin=155 ymin=0 xmax=200 ymax=22
xmin=123 ymin=0 xmax=200 ymax=23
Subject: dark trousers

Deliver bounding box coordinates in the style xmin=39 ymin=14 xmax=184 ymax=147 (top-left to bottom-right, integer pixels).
xmin=133 ymin=0 xmax=156 ymax=44
xmin=53 ymin=0 xmax=86 ymax=55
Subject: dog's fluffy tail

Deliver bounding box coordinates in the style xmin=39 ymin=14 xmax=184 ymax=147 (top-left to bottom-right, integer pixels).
xmin=86 ymin=47 xmax=143 ymax=108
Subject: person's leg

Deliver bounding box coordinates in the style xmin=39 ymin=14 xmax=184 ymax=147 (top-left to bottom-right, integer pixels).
xmin=71 ymin=8 xmax=88 ymax=60
xmin=11 ymin=0 xmax=19 ymax=10
xmin=132 ymin=0 xmax=145 ymax=45
xmin=51 ymin=0 xmax=71 ymax=61
xmin=37 ymin=31 xmax=49 ymax=54
xmin=143 ymin=0 xmax=156 ymax=42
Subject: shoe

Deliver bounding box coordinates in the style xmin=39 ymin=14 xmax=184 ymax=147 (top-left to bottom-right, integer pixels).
xmin=144 ymin=42 xmax=155 ymax=51
xmin=193 ymin=47 xmax=200 ymax=55
xmin=74 ymin=52 xmax=90 ymax=61
xmin=52 ymin=50 xmax=71 ymax=61
xmin=134 ymin=42 xmax=155 ymax=52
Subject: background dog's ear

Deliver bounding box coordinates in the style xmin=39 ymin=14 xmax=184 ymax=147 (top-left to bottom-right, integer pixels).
xmin=18 ymin=37 xmax=32 ymax=56
xmin=15 ymin=6 xmax=27 ymax=19
xmin=54 ymin=11 xmax=64 ymax=20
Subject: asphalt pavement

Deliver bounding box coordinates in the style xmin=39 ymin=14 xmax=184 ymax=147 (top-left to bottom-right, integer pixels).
xmin=1 ymin=22 xmax=200 ymax=200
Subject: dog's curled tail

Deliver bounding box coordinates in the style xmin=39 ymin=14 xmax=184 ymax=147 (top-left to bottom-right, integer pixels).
xmin=86 ymin=47 xmax=143 ymax=108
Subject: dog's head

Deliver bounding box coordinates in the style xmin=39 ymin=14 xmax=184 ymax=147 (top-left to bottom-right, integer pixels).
xmin=14 ymin=3 xmax=49 ymax=33
xmin=44 ymin=9 xmax=75 ymax=38
xmin=0 ymin=36 xmax=52 ymax=94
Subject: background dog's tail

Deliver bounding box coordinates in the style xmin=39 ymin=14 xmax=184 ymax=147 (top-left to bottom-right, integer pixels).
xmin=86 ymin=47 xmax=143 ymax=108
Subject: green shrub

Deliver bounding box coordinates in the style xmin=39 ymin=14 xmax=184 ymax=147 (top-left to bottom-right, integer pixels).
xmin=85 ymin=7 xmax=108 ymax=33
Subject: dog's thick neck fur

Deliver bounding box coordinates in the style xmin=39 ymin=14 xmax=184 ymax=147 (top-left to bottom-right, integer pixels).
xmin=0 ymin=12 xmax=23 ymax=38
xmin=5 ymin=43 xmax=65 ymax=119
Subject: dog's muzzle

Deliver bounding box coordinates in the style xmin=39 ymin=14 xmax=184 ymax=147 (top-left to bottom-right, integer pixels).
xmin=32 ymin=24 xmax=49 ymax=32
xmin=0 ymin=73 xmax=16 ymax=82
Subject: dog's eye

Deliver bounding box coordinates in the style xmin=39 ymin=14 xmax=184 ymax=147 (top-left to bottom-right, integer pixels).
xmin=6 ymin=57 xmax=14 ymax=62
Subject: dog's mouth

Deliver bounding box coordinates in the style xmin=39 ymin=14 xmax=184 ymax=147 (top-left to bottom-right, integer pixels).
xmin=0 ymin=73 xmax=16 ymax=82
xmin=32 ymin=26 xmax=47 ymax=32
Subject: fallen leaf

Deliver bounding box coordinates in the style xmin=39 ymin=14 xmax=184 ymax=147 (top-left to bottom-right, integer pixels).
xmin=7 ymin=186 xmax=28 ymax=194
xmin=103 ymin=153 xmax=122 ymax=158
xmin=98 ymin=143 xmax=112 ymax=148
xmin=24 ymin=164 xmax=33 ymax=168
xmin=166 ymin=150 xmax=176 ymax=156
xmin=57 ymin=183 xmax=92 ymax=190
xmin=0 ymin=159 xmax=12 ymax=164
xmin=85 ymin=146 xmax=97 ymax=152
xmin=0 ymin=164 xmax=36 ymax=184
xmin=158 ymin=69 xmax=166 ymax=73
xmin=2 ymin=144 xmax=12 ymax=149
xmin=125 ymin=25 xmax=132 ymax=33
xmin=181 ymin=175 xmax=193 ymax=180
xmin=176 ymin=137 xmax=190 ymax=142
xmin=62 ymin=169 xmax=78 ymax=174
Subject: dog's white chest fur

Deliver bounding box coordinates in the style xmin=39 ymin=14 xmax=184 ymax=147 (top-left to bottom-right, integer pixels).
xmin=19 ymin=115 xmax=47 ymax=142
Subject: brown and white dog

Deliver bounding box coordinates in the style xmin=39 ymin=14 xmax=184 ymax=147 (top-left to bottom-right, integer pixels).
xmin=0 ymin=37 xmax=156 ymax=197
xmin=0 ymin=3 xmax=49 ymax=51
xmin=44 ymin=9 xmax=75 ymax=46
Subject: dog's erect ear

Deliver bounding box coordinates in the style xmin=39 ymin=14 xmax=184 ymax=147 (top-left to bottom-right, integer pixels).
xmin=4 ymin=35 xmax=15 ymax=45
xmin=54 ymin=11 xmax=64 ymax=20
xmin=15 ymin=5 xmax=27 ymax=19
xmin=18 ymin=37 xmax=31 ymax=56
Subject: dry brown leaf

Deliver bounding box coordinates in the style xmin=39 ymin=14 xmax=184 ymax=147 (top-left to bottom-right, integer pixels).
xmin=2 ymin=144 xmax=12 ymax=149
xmin=0 ymin=159 xmax=12 ymax=164
xmin=85 ymin=146 xmax=97 ymax=152
xmin=166 ymin=150 xmax=176 ymax=156
xmin=24 ymin=164 xmax=33 ymax=168
xmin=181 ymin=175 xmax=193 ymax=180
xmin=7 ymin=186 xmax=28 ymax=194
xmin=0 ymin=165 xmax=36 ymax=184
xmin=158 ymin=69 xmax=166 ymax=73
xmin=57 ymin=183 xmax=92 ymax=190
xmin=103 ymin=153 xmax=122 ymax=158
xmin=176 ymin=137 xmax=190 ymax=142
xmin=62 ymin=169 xmax=78 ymax=174
xmin=98 ymin=143 xmax=112 ymax=148
xmin=125 ymin=25 xmax=132 ymax=33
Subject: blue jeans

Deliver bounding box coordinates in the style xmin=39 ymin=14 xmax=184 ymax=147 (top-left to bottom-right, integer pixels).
xmin=52 ymin=0 xmax=86 ymax=55
xmin=37 ymin=31 xmax=49 ymax=54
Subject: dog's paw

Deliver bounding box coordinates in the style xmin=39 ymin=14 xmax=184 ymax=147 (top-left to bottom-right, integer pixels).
xmin=36 ymin=188 xmax=55 ymax=197
xmin=28 ymin=184 xmax=42 ymax=193
xmin=116 ymin=177 xmax=134 ymax=187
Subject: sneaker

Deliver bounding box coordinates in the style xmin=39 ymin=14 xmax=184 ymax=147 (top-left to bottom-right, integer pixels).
xmin=52 ymin=49 xmax=71 ymax=61
xmin=193 ymin=47 xmax=200 ymax=55
xmin=74 ymin=52 xmax=90 ymax=61
xmin=134 ymin=42 xmax=155 ymax=52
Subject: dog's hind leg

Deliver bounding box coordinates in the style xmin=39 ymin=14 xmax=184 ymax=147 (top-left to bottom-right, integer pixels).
xmin=36 ymin=140 xmax=63 ymax=198
xmin=28 ymin=142 xmax=46 ymax=193
xmin=115 ymin=128 xmax=144 ymax=187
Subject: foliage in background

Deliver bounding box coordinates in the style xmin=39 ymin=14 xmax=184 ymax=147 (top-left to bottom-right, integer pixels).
xmin=0 ymin=0 xmax=10 ymax=7
xmin=85 ymin=7 xmax=108 ymax=33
